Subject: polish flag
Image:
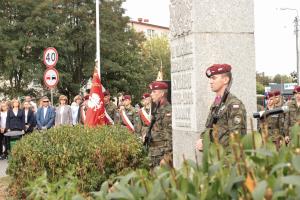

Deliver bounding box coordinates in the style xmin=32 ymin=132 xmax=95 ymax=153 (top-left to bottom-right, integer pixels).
xmin=84 ymin=68 xmax=108 ymax=127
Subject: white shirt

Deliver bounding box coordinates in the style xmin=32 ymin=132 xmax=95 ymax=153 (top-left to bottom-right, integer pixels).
xmin=25 ymin=109 xmax=29 ymax=123
xmin=60 ymin=106 xmax=65 ymax=124
xmin=0 ymin=112 xmax=7 ymax=129
xmin=13 ymin=109 xmax=18 ymax=116
xmin=43 ymin=107 xmax=48 ymax=119
xmin=30 ymin=101 xmax=37 ymax=113
xmin=71 ymin=103 xmax=79 ymax=125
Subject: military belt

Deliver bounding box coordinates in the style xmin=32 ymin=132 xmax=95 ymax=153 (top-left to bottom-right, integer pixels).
xmin=151 ymin=141 xmax=166 ymax=147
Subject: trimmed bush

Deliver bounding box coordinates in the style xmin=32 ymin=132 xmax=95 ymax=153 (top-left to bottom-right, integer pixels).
xmin=7 ymin=125 xmax=148 ymax=197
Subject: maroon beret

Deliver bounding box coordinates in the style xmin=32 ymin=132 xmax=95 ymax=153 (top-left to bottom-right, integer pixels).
xmin=206 ymin=64 xmax=232 ymax=78
xmin=142 ymin=93 xmax=150 ymax=99
xmin=294 ymin=86 xmax=300 ymax=94
xmin=266 ymin=91 xmax=275 ymax=100
xmin=103 ymin=90 xmax=110 ymax=96
xmin=149 ymin=81 xmax=168 ymax=90
xmin=123 ymin=95 xmax=131 ymax=101
xmin=273 ymin=90 xmax=281 ymax=96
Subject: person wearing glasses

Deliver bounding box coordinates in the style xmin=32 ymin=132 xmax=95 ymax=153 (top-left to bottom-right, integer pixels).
xmin=36 ymin=96 xmax=55 ymax=130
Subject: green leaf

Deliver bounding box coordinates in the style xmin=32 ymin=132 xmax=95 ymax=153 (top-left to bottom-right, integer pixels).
xmin=107 ymin=184 xmax=136 ymax=200
xmin=224 ymin=175 xmax=244 ymax=196
xmin=292 ymin=155 xmax=300 ymax=173
xmin=245 ymin=148 xmax=274 ymax=157
xmin=281 ymin=175 xmax=300 ymax=187
xmin=252 ymin=180 xmax=267 ymax=200
xmin=242 ymin=131 xmax=262 ymax=150
xmin=208 ymin=161 xmax=222 ymax=177
xmin=270 ymin=163 xmax=291 ymax=175
xmin=202 ymin=130 xmax=211 ymax=173
xmin=272 ymin=190 xmax=287 ymax=199
xmin=291 ymin=124 xmax=300 ymax=147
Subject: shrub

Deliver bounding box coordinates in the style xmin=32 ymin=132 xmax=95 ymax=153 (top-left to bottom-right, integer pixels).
xmin=7 ymin=125 xmax=148 ymax=198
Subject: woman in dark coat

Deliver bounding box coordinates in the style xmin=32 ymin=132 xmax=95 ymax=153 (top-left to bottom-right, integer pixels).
xmin=6 ymin=99 xmax=25 ymax=132
xmin=23 ymin=101 xmax=36 ymax=133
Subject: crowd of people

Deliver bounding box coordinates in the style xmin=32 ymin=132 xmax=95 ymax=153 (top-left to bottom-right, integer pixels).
xmin=0 ymin=80 xmax=172 ymax=167
xmin=0 ymin=95 xmax=84 ymax=160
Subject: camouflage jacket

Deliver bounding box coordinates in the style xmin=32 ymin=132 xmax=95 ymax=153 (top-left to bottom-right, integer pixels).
xmin=115 ymin=105 xmax=136 ymax=127
xmin=149 ymin=100 xmax=172 ymax=163
xmin=135 ymin=106 xmax=151 ymax=137
xmin=105 ymin=102 xmax=117 ymax=121
xmin=285 ymin=99 xmax=300 ymax=136
xmin=201 ymin=93 xmax=247 ymax=148
xmin=264 ymin=109 xmax=285 ymax=139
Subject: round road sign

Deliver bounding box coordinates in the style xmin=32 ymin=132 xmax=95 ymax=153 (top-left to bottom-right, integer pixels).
xmin=43 ymin=47 xmax=58 ymax=67
xmin=44 ymin=68 xmax=59 ymax=88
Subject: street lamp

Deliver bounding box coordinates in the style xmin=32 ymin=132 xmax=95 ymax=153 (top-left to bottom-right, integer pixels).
xmin=280 ymin=8 xmax=299 ymax=85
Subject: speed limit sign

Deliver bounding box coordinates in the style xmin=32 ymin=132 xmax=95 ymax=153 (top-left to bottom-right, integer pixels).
xmin=43 ymin=47 xmax=58 ymax=68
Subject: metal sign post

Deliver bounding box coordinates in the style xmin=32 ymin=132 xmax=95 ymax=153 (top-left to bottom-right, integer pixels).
xmin=43 ymin=47 xmax=59 ymax=105
xmin=51 ymin=89 xmax=54 ymax=106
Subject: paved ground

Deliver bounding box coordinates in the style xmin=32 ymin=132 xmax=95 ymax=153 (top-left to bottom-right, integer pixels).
xmin=0 ymin=160 xmax=8 ymax=178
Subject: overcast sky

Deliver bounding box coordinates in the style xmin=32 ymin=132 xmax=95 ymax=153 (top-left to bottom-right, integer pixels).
xmin=123 ymin=0 xmax=300 ymax=76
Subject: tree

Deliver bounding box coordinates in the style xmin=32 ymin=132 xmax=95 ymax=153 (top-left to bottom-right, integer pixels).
xmin=272 ymin=74 xmax=293 ymax=84
xmin=0 ymin=0 xmax=148 ymax=102
xmin=256 ymin=72 xmax=271 ymax=86
xmin=99 ymin=0 xmax=147 ymax=101
xmin=141 ymin=35 xmax=171 ymax=83
xmin=256 ymin=82 xmax=265 ymax=95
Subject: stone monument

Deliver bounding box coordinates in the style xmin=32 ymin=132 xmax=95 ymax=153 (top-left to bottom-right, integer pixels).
xmin=170 ymin=0 xmax=257 ymax=167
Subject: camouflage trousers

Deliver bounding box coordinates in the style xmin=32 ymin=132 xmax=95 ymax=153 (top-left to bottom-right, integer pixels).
xmin=149 ymin=145 xmax=172 ymax=168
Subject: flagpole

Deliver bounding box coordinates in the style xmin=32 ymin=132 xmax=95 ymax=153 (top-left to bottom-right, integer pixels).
xmin=96 ymin=0 xmax=101 ymax=77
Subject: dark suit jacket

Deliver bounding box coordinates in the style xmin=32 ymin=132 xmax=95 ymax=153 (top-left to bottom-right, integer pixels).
xmin=6 ymin=109 xmax=25 ymax=131
xmin=23 ymin=109 xmax=36 ymax=133
xmin=36 ymin=106 xmax=55 ymax=129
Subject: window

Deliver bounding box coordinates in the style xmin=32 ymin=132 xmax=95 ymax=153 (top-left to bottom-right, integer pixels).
xmin=147 ymin=29 xmax=155 ymax=37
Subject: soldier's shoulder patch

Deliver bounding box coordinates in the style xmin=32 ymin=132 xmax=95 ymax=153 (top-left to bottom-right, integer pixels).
xmin=233 ymin=115 xmax=242 ymax=125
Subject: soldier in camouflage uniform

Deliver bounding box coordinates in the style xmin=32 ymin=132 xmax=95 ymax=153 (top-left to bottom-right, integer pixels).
xmin=115 ymin=95 xmax=136 ymax=132
xmin=284 ymin=86 xmax=300 ymax=143
xmin=103 ymin=91 xmax=117 ymax=123
xmin=136 ymin=93 xmax=152 ymax=140
xmin=148 ymin=81 xmax=172 ymax=167
xmin=263 ymin=91 xmax=286 ymax=143
xmin=196 ymin=64 xmax=247 ymax=151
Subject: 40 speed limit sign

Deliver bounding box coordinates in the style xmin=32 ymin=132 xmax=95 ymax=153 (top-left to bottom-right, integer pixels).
xmin=43 ymin=47 xmax=58 ymax=68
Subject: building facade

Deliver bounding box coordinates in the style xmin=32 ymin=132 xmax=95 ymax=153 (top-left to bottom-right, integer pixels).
xmin=128 ymin=18 xmax=169 ymax=38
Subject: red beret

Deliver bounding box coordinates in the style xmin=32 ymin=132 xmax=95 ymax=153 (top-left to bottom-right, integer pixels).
xmin=123 ymin=95 xmax=131 ymax=101
xmin=206 ymin=64 xmax=232 ymax=78
xmin=273 ymin=90 xmax=281 ymax=96
xmin=294 ymin=86 xmax=300 ymax=94
xmin=103 ymin=90 xmax=110 ymax=96
xmin=266 ymin=91 xmax=275 ymax=100
xmin=142 ymin=93 xmax=150 ymax=99
xmin=149 ymin=81 xmax=168 ymax=90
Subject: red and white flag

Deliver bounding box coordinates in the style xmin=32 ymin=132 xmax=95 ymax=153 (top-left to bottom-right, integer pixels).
xmin=85 ymin=69 xmax=108 ymax=127
xmin=120 ymin=110 xmax=135 ymax=132
xmin=139 ymin=107 xmax=151 ymax=126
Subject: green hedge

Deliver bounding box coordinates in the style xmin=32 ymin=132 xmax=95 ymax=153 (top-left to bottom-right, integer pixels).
xmin=7 ymin=125 xmax=148 ymax=197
